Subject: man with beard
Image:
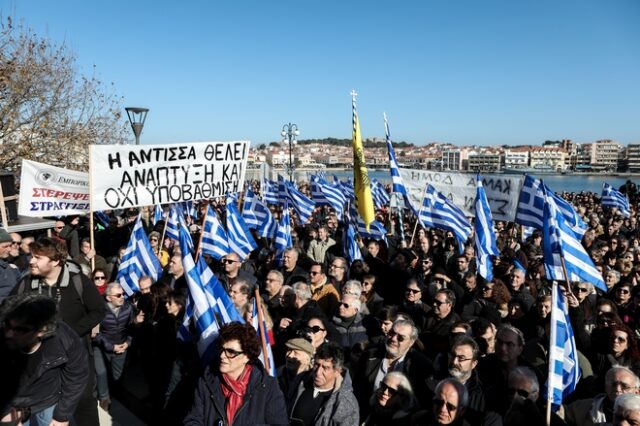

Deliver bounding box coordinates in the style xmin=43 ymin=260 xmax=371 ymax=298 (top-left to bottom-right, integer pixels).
xmin=354 ymin=318 xmax=433 ymax=417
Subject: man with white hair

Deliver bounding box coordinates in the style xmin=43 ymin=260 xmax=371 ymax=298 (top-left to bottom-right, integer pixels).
xmin=565 ymin=366 xmax=640 ymax=426
xmin=331 ymin=294 xmax=368 ymax=351
xmin=613 ymin=393 xmax=640 ymax=426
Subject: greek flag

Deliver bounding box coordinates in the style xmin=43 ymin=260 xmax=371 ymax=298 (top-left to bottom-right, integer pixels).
xmin=274 ymin=202 xmax=292 ymax=267
xmin=371 ymin=179 xmax=390 ymax=210
xmin=285 ymin=180 xmax=315 ymax=223
xmin=542 ymin=186 xmax=606 ymax=291
xmin=418 ymin=184 xmax=472 ymax=250
xmin=474 ymin=175 xmax=499 ymax=281
xmin=262 ymin=179 xmax=279 ymax=205
xmin=334 ymin=176 xmax=355 ymax=200
xmin=178 ymin=226 xmax=220 ymax=364
xmin=344 ymin=221 xmax=363 ymax=265
xmin=166 ymin=204 xmax=195 ymax=253
xmin=116 ymin=215 xmax=163 ymax=296
xmin=254 ymin=198 xmax=277 ymax=239
xmin=225 ymin=198 xmax=258 ymax=260
xmin=602 ymin=183 xmax=630 ymax=218
xmin=242 ymin=187 xmax=260 ymax=228
xmin=516 ymin=176 xmax=587 ymax=239
xmin=384 ymin=114 xmax=419 ymax=215
xmin=310 ymin=175 xmax=345 ymax=220
xmin=349 ymin=206 xmax=388 ymax=244
xmin=153 ymin=205 xmax=164 ymax=225
xmin=546 ymin=283 xmax=580 ymax=410
xmin=251 ymin=298 xmax=276 ymax=376
xmin=201 ymin=206 xmax=230 ymax=260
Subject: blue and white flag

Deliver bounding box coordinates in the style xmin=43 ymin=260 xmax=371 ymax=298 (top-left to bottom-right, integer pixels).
xmin=94 ymin=211 xmax=110 ymax=229
xmin=242 ymin=187 xmax=260 ymax=229
xmin=225 ymin=198 xmax=258 ymax=260
xmin=516 ymin=176 xmax=587 ymax=239
xmin=251 ymin=298 xmax=276 ymax=376
xmin=201 ymin=206 xmax=230 ymax=260
xmin=274 ymin=202 xmax=292 ymax=267
xmin=116 ymin=215 xmax=163 ymax=296
xmin=284 ymin=180 xmax=315 ymax=223
xmin=418 ymin=184 xmax=472 ymax=251
xmin=542 ymin=186 xmax=606 ymax=291
xmin=546 ymin=283 xmax=580 ymax=410
xmin=254 ymin=198 xmax=277 ymax=239
xmin=602 ymin=183 xmax=631 ymax=218
xmin=310 ymin=175 xmax=345 ymax=220
xmin=371 ymin=179 xmax=390 ymax=210
xmin=474 ymin=175 xmax=499 ymax=281
xmin=384 ymin=113 xmax=409 ymax=197
xmin=261 ymin=179 xmax=279 ymax=205
xmin=153 ymin=205 xmax=164 ymax=225
xmin=344 ymin=222 xmax=363 ymax=265
xmin=334 ymin=176 xmax=355 ymax=200
xmin=166 ymin=204 xmax=195 ymax=253
xmin=349 ymin=206 xmax=388 ymax=244
xmin=178 ymin=226 xmax=220 ymax=364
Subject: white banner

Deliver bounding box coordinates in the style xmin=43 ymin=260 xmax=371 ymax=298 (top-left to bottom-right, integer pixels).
xmin=399 ymin=168 xmax=523 ymax=222
xmin=18 ymin=160 xmax=90 ymax=217
xmin=90 ymin=141 xmax=250 ymax=211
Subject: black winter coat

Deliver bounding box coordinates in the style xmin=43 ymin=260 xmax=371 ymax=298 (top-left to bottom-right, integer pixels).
xmin=184 ymin=361 xmax=289 ymax=426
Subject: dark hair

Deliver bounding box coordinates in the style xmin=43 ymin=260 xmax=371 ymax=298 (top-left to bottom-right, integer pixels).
xmin=0 ymin=294 xmax=58 ymax=338
xmin=218 ymin=322 xmax=261 ymax=362
xmin=310 ymin=262 xmax=326 ymax=275
xmin=91 ymin=268 xmax=107 ymax=280
xmin=379 ymin=305 xmax=399 ymax=322
xmin=451 ymin=335 xmax=481 ymax=361
xmin=30 ymin=237 xmax=67 ymax=262
xmin=315 ymin=342 xmax=345 ymax=370
xmin=167 ymin=290 xmax=186 ymax=309
xmin=610 ymin=323 xmax=640 ymax=359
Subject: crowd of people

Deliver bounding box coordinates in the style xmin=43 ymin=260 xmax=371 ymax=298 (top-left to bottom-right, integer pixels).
xmin=3 ymin=178 xmax=640 ymax=426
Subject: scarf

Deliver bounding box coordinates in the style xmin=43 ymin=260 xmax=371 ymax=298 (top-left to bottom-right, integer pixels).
xmin=221 ymin=364 xmax=253 ymax=425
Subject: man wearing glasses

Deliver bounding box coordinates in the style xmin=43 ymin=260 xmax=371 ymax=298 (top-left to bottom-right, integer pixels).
xmin=353 ymin=318 xmax=432 ymax=418
xmin=0 ymin=229 xmax=21 ymax=303
xmin=11 ymin=237 xmax=104 ymax=426
xmin=216 ymin=252 xmax=257 ymax=293
xmin=94 ymin=283 xmax=139 ymax=412
xmin=308 ymin=262 xmax=340 ymax=317
xmin=412 ymin=378 xmax=469 ymax=426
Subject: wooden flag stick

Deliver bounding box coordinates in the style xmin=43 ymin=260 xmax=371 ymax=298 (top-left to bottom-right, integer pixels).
xmin=88 ymin=145 xmax=95 ymax=272
xmin=159 ymin=208 xmax=169 ymax=256
xmin=194 ymin=204 xmax=209 ymax=263
xmin=254 ymin=288 xmax=271 ymax=376
xmin=409 ymin=184 xmax=429 ymax=247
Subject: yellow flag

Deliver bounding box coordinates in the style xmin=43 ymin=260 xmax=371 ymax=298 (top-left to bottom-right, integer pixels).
xmin=351 ymin=91 xmax=375 ymax=230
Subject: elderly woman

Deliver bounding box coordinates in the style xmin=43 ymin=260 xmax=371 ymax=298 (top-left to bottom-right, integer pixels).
xmin=184 ymin=322 xmax=288 ymax=425
xmin=363 ymin=372 xmax=417 ymax=426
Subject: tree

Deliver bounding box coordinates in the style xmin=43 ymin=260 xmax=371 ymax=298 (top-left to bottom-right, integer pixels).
xmin=0 ymin=17 xmax=127 ymax=173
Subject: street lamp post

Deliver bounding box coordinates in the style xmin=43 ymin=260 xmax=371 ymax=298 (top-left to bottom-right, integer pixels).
xmin=125 ymin=107 xmax=149 ymax=145
xmin=281 ymin=123 xmax=299 ymax=182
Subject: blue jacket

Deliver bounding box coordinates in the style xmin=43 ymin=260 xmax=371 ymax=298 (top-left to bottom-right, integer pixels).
xmin=95 ymin=300 xmax=136 ymax=352
xmin=184 ymin=361 xmax=288 ymax=426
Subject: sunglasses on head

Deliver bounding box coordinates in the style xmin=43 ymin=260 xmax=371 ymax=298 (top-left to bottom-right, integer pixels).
xmin=433 ymin=398 xmax=457 ymax=411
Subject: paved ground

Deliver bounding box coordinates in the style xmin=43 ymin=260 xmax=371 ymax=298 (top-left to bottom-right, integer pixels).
xmin=98 ymin=399 xmax=147 ymax=426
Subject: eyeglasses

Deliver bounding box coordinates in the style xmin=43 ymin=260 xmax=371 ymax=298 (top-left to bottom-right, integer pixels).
xmin=574 ymin=287 xmax=589 ymax=293
xmin=482 ymin=286 xmax=494 ymax=292
xmin=309 ymin=271 xmax=321 ymax=276
xmin=222 ymin=259 xmax=238 ymax=265
xmin=11 ymin=241 xmax=21 ymax=245
xmin=387 ymin=330 xmax=409 ymax=343
xmin=406 ymin=288 xmax=421 ymax=294
xmin=508 ymin=388 xmax=530 ymax=398
xmin=433 ymin=398 xmax=457 ymax=412
xmin=339 ymin=302 xmax=351 ymax=309
xmin=433 ymin=299 xmax=449 ymax=307
xmin=449 ymin=353 xmax=473 ymax=362
xmin=109 ymin=293 xmax=124 ymax=298
xmin=306 ymin=325 xmax=326 ymax=334
xmin=379 ymin=382 xmax=398 ymax=396
xmin=220 ymin=347 xmax=244 ymax=359
xmin=94 ymin=276 xmax=106 ymax=281
xmin=612 ymin=381 xmax=637 ymax=392
xmin=150 ymin=238 xmax=158 ymax=242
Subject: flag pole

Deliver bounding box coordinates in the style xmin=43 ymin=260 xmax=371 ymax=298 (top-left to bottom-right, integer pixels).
xmin=159 ymin=209 xmax=169 ymax=257
xmin=88 ymin=145 xmax=95 ymax=272
xmin=254 ymin=288 xmax=271 ymax=376
xmin=409 ymin=184 xmax=429 ymax=247
xmin=194 ymin=204 xmax=209 ymax=263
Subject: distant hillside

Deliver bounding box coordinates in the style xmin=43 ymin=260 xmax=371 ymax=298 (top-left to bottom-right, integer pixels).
xmin=296 ymin=138 xmax=414 ymax=148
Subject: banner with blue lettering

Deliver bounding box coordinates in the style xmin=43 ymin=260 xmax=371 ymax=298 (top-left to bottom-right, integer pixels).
xmin=18 ymin=159 xmax=90 ymax=217
xmin=90 ymin=141 xmax=250 ymax=211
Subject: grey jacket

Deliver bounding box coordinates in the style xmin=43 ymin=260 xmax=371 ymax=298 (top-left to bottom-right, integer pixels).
xmin=289 ymin=369 xmax=359 ymax=426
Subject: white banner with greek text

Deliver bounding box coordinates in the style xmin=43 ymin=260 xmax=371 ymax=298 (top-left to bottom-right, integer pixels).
xmin=18 ymin=160 xmax=90 ymax=217
xmin=399 ymin=168 xmax=524 ymax=222
xmin=90 ymin=141 xmax=250 ymax=211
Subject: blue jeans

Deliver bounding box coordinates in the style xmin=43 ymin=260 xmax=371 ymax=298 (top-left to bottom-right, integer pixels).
xmin=23 ymin=404 xmax=55 ymax=426
xmin=94 ymin=346 xmax=127 ymax=401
